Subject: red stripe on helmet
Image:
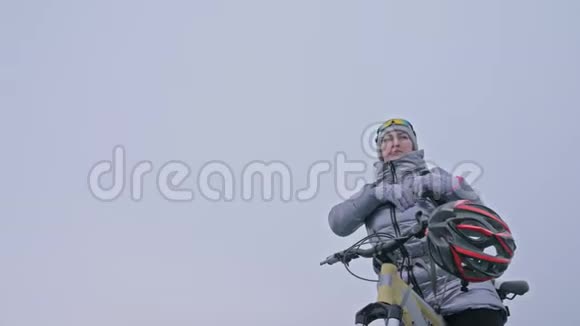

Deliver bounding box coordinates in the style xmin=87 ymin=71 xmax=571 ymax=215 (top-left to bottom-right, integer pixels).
xmin=450 ymin=246 xmax=466 ymax=278
xmin=454 ymin=199 xmax=470 ymax=207
xmin=456 ymin=224 xmax=494 ymax=237
xmin=450 ymin=246 xmax=492 ymax=282
xmin=456 ymin=225 xmax=514 ymax=258
xmin=495 ymin=235 xmax=514 ymax=257
xmin=455 ymin=204 xmax=511 ymax=232
xmin=453 ymin=245 xmax=511 ymax=264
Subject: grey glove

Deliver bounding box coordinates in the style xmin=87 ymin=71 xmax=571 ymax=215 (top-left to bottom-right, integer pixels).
xmin=415 ymin=172 xmax=457 ymax=201
xmin=374 ymin=179 xmax=418 ymax=210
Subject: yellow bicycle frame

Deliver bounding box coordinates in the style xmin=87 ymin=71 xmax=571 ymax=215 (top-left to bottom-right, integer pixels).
xmin=377 ymin=263 xmax=445 ymax=326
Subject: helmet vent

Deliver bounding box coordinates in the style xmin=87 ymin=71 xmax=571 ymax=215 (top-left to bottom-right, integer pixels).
xmin=483 ymin=245 xmax=497 ymax=257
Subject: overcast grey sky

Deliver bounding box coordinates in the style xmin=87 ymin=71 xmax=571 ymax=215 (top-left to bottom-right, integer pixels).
xmin=1 ymin=0 xmax=579 ymax=325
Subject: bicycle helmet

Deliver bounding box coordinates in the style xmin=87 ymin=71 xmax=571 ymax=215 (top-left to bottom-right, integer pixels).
xmin=426 ymin=200 xmax=516 ymax=282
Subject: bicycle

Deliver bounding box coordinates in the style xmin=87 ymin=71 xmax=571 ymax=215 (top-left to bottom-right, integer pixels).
xmin=320 ymin=215 xmax=529 ymax=326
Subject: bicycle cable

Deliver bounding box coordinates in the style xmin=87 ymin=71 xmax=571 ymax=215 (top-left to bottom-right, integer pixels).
xmin=339 ymin=232 xmax=396 ymax=283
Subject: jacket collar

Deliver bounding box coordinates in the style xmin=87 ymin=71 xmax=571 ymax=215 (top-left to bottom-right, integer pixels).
xmin=374 ymin=149 xmax=428 ymax=181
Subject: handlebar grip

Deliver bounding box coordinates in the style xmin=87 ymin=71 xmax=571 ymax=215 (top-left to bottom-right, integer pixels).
xmin=320 ymin=253 xmax=341 ymax=266
xmin=321 ymin=251 xmax=362 ymax=265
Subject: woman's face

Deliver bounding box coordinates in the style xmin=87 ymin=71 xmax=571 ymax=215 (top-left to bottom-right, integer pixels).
xmin=380 ymin=130 xmax=414 ymax=161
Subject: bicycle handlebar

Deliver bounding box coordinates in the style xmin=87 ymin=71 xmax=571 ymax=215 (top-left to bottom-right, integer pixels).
xmin=320 ymin=218 xmax=428 ymax=266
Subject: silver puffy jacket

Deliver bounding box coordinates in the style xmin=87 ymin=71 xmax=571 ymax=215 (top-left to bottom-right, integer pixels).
xmin=327 ymin=150 xmax=506 ymax=316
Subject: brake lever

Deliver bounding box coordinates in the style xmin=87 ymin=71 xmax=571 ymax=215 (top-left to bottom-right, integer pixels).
xmin=341 ymin=251 xmax=359 ymax=266
xmin=320 ymin=251 xmax=360 ymax=266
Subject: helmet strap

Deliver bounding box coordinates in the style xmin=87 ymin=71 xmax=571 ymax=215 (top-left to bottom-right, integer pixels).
xmin=460 ymin=280 xmax=470 ymax=292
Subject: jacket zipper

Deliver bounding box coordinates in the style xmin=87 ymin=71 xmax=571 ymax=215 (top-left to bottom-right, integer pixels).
xmin=388 ymin=161 xmax=402 ymax=237
xmin=388 ymin=161 xmax=423 ymax=298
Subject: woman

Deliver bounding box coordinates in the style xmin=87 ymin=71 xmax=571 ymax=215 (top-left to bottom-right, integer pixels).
xmin=327 ymin=118 xmax=507 ymax=326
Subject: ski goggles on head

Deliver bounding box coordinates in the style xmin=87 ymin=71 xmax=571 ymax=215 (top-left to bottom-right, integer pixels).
xmin=376 ymin=118 xmax=416 ymax=138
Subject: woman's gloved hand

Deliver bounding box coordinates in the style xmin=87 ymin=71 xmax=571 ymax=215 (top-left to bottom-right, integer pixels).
xmin=373 ymin=178 xmax=419 ymax=210
xmin=414 ymin=171 xmax=460 ymax=201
